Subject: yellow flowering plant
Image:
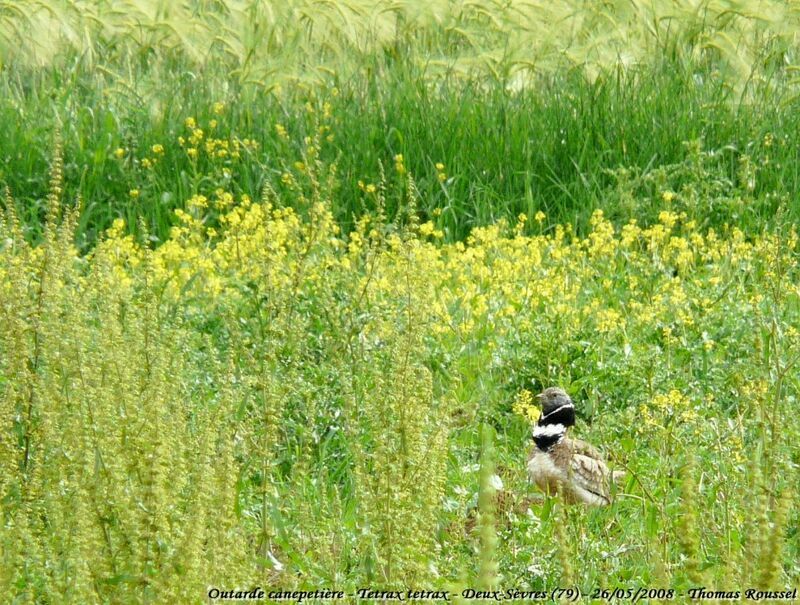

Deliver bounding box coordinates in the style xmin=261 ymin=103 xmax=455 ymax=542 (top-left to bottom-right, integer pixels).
xmin=1 ymin=120 xmax=798 ymax=599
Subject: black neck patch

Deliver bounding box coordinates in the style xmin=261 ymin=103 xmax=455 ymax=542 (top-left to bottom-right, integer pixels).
xmin=532 ymin=423 xmax=566 ymax=452
xmin=533 ymin=432 xmax=563 ymax=451
xmin=540 ymin=404 xmax=575 ymax=428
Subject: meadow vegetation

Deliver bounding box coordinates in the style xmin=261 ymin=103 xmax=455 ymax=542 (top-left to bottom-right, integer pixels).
xmin=1 ymin=1 xmax=799 ymax=602
xmin=2 ymin=1 xmax=800 ymax=244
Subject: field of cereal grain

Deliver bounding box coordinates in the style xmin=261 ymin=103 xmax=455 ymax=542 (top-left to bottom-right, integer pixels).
xmin=1 ymin=1 xmax=799 ymax=602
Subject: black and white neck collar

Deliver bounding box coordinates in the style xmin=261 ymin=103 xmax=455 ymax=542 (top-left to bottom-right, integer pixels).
xmin=532 ymin=423 xmax=566 ymax=451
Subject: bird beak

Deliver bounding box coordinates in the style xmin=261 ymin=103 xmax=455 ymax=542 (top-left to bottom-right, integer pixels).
xmin=535 ymin=393 xmax=543 ymax=401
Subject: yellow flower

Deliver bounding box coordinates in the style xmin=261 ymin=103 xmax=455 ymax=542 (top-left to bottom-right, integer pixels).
xmin=129 ymin=189 xmax=139 ymax=198
xmin=653 ymin=390 xmax=676 ymax=408
xmin=151 ymin=144 xmax=164 ymax=155
xmin=213 ymin=102 xmax=225 ymax=115
xmin=184 ymin=116 xmax=196 ymax=129
xmin=658 ymin=210 xmax=678 ymax=230
xmin=435 ymin=162 xmax=445 ymax=171
xmin=513 ymin=390 xmax=541 ymax=423
xmin=187 ymin=148 xmax=198 ymax=159
xmin=419 ymin=221 xmax=435 ymax=237
xmin=394 ymin=154 xmax=406 ymax=175
xmin=661 ymin=190 xmax=676 ymax=203
xmin=114 ymin=147 xmax=125 ymax=159
xmin=534 ymin=211 xmax=546 ymax=223
xmin=188 ymin=194 xmax=208 ymax=209
xmin=109 ymin=217 xmax=126 ymax=235
xmin=595 ymin=308 xmax=623 ymax=333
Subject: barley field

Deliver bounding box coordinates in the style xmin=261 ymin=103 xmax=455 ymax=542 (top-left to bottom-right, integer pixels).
xmin=1 ymin=2 xmax=799 ymax=603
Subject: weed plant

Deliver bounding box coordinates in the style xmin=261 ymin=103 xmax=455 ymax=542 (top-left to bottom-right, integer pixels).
xmin=2 ymin=2 xmax=800 ymax=600
xmin=1 ymin=128 xmax=797 ymax=600
xmin=2 ymin=16 xmax=800 ymax=243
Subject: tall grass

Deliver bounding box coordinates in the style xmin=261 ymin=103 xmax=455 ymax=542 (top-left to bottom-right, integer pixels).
xmin=2 ymin=56 xmax=799 ymax=246
xmin=1 ymin=137 xmax=797 ymax=600
xmin=2 ymin=1 xmax=800 ymax=245
xmin=2 ymin=1 xmax=800 ymax=601
xmin=3 ymin=0 xmax=800 ymax=92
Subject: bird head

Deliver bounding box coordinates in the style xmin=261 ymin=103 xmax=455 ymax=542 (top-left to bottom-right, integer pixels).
xmin=536 ymin=387 xmax=575 ymax=428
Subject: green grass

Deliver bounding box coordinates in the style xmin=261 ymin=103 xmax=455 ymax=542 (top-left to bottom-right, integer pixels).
xmin=2 ymin=161 xmax=798 ymax=598
xmin=1 ymin=2 xmax=800 ymax=602
xmin=2 ymin=55 xmax=799 ymax=247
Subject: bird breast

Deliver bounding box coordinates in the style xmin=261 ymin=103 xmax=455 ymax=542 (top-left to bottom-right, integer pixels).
xmin=527 ymin=449 xmax=565 ymax=495
xmin=527 ymin=441 xmax=613 ymax=506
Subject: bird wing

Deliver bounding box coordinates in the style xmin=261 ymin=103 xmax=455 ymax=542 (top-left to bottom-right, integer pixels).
xmin=570 ymin=437 xmax=603 ymax=460
xmin=571 ymin=438 xmax=626 ymax=485
xmin=569 ymin=453 xmax=611 ymax=505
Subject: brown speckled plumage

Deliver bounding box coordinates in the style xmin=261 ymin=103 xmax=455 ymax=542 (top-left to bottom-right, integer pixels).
xmin=527 ymin=387 xmax=624 ymax=506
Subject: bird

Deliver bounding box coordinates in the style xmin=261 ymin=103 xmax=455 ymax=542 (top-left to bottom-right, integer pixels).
xmin=527 ymin=387 xmax=624 ymax=506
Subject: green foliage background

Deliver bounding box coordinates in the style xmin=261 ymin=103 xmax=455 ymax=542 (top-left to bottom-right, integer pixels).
xmin=0 ymin=1 xmax=799 ymax=603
